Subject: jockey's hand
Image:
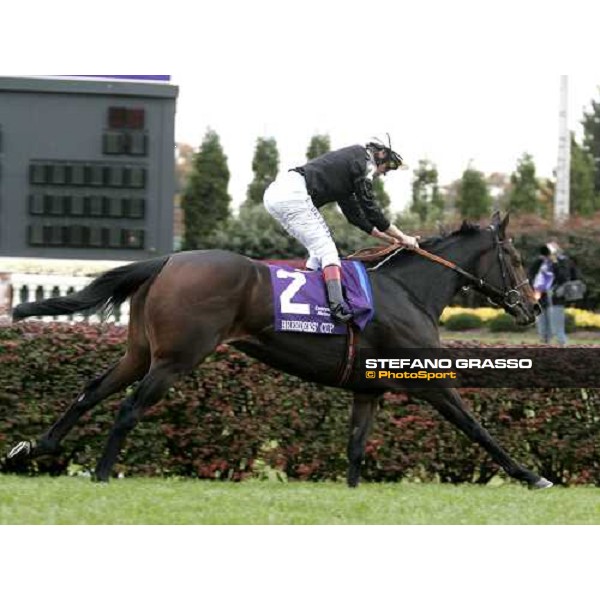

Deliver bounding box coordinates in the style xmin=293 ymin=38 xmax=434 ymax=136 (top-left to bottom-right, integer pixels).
xmin=370 ymin=228 xmax=397 ymax=245
xmin=381 ymin=225 xmax=420 ymax=248
xmin=398 ymin=233 xmax=420 ymax=249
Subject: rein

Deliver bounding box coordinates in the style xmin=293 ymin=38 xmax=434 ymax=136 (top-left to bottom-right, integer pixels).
xmin=366 ymin=235 xmax=529 ymax=310
xmin=411 ymin=246 xmax=524 ymax=308
xmin=337 ymin=230 xmax=529 ymax=385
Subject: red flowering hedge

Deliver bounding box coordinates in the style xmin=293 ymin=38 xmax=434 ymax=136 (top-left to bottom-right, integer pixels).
xmin=1 ymin=322 xmax=599 ymax=485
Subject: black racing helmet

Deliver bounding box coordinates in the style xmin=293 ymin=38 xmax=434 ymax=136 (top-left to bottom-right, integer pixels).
xmin=366 ymin=133 xmax=405 ymax=170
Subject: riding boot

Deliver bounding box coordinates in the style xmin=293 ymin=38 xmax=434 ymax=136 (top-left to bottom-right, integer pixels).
xmin=323 ymin=265 xmax=354 ymax=324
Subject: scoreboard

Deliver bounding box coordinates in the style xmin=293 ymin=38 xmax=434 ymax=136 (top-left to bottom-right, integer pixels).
xmin=0 ymin=76 xmax=178 ymax=259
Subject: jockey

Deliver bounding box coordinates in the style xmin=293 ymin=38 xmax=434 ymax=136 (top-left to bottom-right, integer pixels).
xmin=263 ymin=135 xmax=419 ymax=324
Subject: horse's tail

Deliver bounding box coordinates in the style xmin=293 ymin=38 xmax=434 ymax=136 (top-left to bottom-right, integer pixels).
xmin=12 ymin=256 xmax=170 ymax=322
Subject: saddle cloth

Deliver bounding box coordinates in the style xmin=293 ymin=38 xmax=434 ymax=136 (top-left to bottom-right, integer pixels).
xmin=267 ymin=260 xmax=374 ymax=335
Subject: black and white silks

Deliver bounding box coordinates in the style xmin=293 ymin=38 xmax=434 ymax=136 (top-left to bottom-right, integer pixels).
xmin=263 ymin=145 xmax=390 ymax=270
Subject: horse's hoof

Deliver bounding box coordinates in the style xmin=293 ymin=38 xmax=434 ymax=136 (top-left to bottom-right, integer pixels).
xmin=6 ymin=440 xmax=33 ymax=461
xmin=92 ymin=472 xmax=110 ymax=484
xmin=530 ymin=477 xmax=553 ymax=490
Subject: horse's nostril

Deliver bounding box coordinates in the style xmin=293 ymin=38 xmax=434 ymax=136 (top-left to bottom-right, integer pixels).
xmin=533 ymin=303 xmax=541 ymax=317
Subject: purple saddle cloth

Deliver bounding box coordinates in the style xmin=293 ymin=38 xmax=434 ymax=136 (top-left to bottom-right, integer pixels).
xmin=267 ymin=260 xmax=374 ymax=335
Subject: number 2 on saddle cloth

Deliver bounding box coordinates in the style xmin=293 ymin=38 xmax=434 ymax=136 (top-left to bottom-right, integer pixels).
xmin=266 ymin=261 xmax=374 ymax=336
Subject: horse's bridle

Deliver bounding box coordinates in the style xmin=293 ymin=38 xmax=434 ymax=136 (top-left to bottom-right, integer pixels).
xmin=465 ymin=228 xmax=530 ymax=309
xmin=369 ymin=228 xmax=530 ymax=311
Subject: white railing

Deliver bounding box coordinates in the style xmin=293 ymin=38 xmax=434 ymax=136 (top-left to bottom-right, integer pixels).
xmin=5 ymin=273 xmax=130 ymax=325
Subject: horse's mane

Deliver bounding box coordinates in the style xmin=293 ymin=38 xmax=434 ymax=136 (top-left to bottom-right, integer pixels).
xmin=419 ymin=220 xmax=481 ymax=249
xmin=349 ymin=221 xmax=482 ymax=265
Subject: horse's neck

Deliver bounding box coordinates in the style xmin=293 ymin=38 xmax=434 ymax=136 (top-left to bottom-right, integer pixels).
xmin=381 ymin=235 xmax=482 ymax=321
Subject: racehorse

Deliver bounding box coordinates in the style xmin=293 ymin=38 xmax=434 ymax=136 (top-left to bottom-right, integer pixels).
xmin=5 ymin=211 xmax=552 ymax=488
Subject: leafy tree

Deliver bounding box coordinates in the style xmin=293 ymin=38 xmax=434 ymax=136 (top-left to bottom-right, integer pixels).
xmin=581 ymin=90 xmax=600 ymax=196
xmin=181 ymin=129 xmax=231 ymax=250
xmin=394 ymin=208 xmax=421 ymax=235
xmin=213 ymin=200 xmax=374 ymax=260
xmin=372 ymin=175 xmax=391 ymax=215
xmin=570 ymin=133 xmax=597 ymax=216
xmin=321 ymin=207 xmax=374 ymax=254
xmin=456 ymin=164 xmax=491 ymax=220
xmin=213 ymin=203 xmax=304 ymax=259
xmin=245 ymin=137 xmax=279 ymax=206
xmin=508 ymin=153 xmax=539 ymax=215
xmin=411 ymin=159 xmax=442 ymax=224
xmin=537 ymin=178 xmax=554 ymax=219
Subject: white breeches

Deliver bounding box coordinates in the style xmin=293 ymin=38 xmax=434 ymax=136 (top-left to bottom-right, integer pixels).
xmin=263 ymin=170 xmax=340 ymax=269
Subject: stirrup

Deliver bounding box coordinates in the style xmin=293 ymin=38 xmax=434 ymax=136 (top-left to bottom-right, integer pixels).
xmin=330 ymin=302 xmax=354 ymax=324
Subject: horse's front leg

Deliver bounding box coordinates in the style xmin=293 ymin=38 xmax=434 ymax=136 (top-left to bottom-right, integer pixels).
xmin=414 ymin=387 xmax=552 ymax=489
xmin=347 ymin=392 xmax=381 ymax=488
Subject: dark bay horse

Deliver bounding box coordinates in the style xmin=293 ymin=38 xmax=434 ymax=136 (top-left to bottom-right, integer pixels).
xmin=5 ymin=212 xmax=552 ymax=488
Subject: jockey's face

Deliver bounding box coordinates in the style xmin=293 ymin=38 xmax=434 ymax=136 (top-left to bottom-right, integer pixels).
xmin=375 ymin=150 xmax=392 ymax=176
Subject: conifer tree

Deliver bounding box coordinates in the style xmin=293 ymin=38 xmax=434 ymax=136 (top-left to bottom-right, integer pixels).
xmin=508 ymin=153 xmax=539 ymax=215
xmin=570 ymin=134 xmax=597 ymax=216
xmin=581 ymin=91 xmax=600 ymax=197
xmin=411 ymin=159 xmax=442 ymax=224
xmin=182 ymin=129 xmax=231 ymax=249
xmin=306 ymin=134 xmax=331 ymax=160
xmin=246 ymin=137 xmax=279 ymax=206
xmin=456 ymin=165 xmax=491 ymax=220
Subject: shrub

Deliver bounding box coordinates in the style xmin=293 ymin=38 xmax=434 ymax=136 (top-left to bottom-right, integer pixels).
xmin=488 ymin=313 xmax=526 ymax=332
xmin=440 ymin=306 xmax=502 ymax=324
xmin=565 ymin=311 xmax=577 ymax=333
xmin=566 ymin=308 xmax=600 ymax=330
xmin=443 ymin=313 xmax=484 ymax=331
xmin=442 ymin=305 xmax=600 ymax=330
xmin=1 ymin=323 xmax=600 ymax=486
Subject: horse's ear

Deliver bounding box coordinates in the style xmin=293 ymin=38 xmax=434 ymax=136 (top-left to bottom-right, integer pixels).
xmin=499 ymin=212 xmax=510 ymax=238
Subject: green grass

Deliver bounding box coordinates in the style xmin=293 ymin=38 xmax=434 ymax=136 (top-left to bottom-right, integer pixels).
xmin=1 ymin=475 xmax=599 ymax=524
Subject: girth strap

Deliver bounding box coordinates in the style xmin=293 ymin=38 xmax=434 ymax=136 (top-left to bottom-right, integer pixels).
xmin=337 ymin=323 xmax=358 ymax=385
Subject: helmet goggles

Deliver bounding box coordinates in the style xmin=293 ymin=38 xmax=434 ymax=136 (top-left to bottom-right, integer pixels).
xmin=367 ymin=133 xmax=405 ymax=171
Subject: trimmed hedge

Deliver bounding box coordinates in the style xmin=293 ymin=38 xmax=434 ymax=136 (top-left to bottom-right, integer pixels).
xmin=444 ymin=313 xmax=484 ymax=331
xmin=487 ymin=312 xmax=576 ymax=333
xmin=1 ymin=323 xmax=599 ymax=485
xmin=488 ymin=313 xmax=530 ymax=333
xmin=440 ymin=306 xmax=600 ymax=330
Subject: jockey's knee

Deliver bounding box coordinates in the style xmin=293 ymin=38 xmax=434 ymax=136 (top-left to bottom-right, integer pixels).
xmin=318 ymin=244 xmax=341 ymax=269
xmin=306 ymin=255 xmax=321 ymax=271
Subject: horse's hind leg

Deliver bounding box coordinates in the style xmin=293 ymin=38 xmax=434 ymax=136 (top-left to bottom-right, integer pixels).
xmin=5 ymin=350 xmax=149 ymax=468
xmin=93 ymin=329 xmax=221 ymax=482
xmin=93 ymin=356 xmax=190 ymax=482
xmin=347 ymin=392 xmax=380 ymax=488
xmin=95 ymin=327 xmax=220 ymax=481
xmin=5 ymin=283 xmax=152 ymax=470
xmin=414 ymin=387 xmax=552 ymax=489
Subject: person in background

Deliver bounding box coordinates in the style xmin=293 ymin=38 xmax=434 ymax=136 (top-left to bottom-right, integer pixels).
xmin=529 ymin=242 xmax=580 ymax=346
